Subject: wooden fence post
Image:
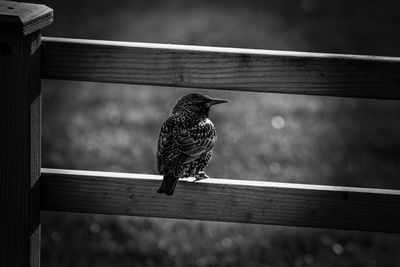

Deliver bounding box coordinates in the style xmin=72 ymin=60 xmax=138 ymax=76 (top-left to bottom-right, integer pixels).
xmin=0 ymin=2 xmax=52 ymax=266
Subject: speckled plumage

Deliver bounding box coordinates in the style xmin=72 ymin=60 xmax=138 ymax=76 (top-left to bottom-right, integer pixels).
xmin=156 ymin=93 xmax=228 ymax=195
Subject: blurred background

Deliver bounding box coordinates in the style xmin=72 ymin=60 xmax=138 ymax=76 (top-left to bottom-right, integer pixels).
xmin=31 ymin=0 xmax=400 ymax=266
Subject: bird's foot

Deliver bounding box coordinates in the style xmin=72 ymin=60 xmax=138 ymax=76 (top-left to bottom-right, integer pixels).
xmin=194 ymin=172 xmax=209 ymax=181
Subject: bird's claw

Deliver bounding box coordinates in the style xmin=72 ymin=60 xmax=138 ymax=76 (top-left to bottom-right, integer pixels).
xmin=194 ymin=172 xmax=209 ymax=181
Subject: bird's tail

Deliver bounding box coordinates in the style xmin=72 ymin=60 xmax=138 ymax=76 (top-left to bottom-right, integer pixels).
xmin=157 ymin=171 xmax=179 ymax=196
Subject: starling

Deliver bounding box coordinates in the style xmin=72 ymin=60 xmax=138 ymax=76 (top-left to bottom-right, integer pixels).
xmin=156 ymin=93 xmax=229 ymax=195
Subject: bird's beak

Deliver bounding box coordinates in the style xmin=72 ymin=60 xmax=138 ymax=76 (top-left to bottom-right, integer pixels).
xmin=206 ymin=97 xmax=230 ymax=107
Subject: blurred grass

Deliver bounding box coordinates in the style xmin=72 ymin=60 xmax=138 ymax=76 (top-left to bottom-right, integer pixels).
xmin=42 ymin=214 xmax=400 ymax=267
xmin=34 ymin=0 xmax=400 ymax=266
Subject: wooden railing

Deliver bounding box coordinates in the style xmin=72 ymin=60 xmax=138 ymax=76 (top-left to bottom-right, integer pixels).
xmin=1 ymin=1 xmax=400 ymax=266
xmin=41 ymin=169 xmax=400 ymax=233
xmin=41 ymin=37 xmax=400 ymax=99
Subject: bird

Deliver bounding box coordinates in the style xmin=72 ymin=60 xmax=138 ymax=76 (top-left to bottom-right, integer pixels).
xmin=156 ymin=93 xmax=229 ymax=195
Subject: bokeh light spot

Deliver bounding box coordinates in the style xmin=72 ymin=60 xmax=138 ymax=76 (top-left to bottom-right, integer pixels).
xmin=271 ymin=115 xmax=285 ymax=130
xmin=221 ymin=237 xmax=233 ymax=248
xmin=168 ymin=246 xmax=177 ymax=256
xmin=89 ymin=222 xmax=101 ymax=234
xmin=158 ymin=240 xmax=167 ymax=250
xmin=108 ymin=109 xmax=121 ymax=124
xmin=332 ymin=243 xmax=344 ymax=255
xmin=269 ymin=162 xmax=282 ymax=174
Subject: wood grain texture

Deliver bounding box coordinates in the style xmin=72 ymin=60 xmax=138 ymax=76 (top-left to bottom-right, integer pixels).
xmin=0 ymin=3 xmax=51 ymax=265
xmin=41 ymin=169 xmax=400 ymax=233
xmin=29 ymin=38 xmax=41 ymax=267
xmin=41 ymin=37 xmax=400 ymax=99
xmin=0 ymin=31 xmax=41 ymax=267
xmin=0 ymin=1 xmax=53 ymax=36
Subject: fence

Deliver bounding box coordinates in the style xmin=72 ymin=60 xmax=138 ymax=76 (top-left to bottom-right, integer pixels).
xmin=1 ymin=1 xmax=400 ymax=266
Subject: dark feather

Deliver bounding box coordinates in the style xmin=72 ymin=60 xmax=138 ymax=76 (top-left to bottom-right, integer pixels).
xmin=157 ymin=171 xmax=179 ymax=195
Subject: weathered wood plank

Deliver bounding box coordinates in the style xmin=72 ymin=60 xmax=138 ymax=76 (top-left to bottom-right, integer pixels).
xmin=41 ymin=168 xmax=400 ymax=233
xmin=41 ymin=37 xmax=400 ymax=99
xmin=0 ymin=2 xmax=52 ymax=266
xmin=0 ymin=1 xmax=53 ymax=36
xmin=0 ymin=31 xmax=42 ymax=267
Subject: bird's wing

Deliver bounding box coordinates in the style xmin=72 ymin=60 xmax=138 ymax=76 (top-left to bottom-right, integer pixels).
xmin=157 ymin=117 xmax=216 ymax=173
xmin=176 ymin=120 xmax=216 ymax=158
xmin=156 ymin=118 xmax=174 ymax=174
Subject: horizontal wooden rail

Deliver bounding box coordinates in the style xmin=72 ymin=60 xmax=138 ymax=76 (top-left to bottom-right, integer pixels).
xmin=41 ymin=37 xmax=400 ymax=99
xmin=41 ymin=168 xmax=400 ymax=233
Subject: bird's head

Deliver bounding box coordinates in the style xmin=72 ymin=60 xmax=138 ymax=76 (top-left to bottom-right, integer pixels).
xmin=172 ymin=93 xmax=229 ymax=117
